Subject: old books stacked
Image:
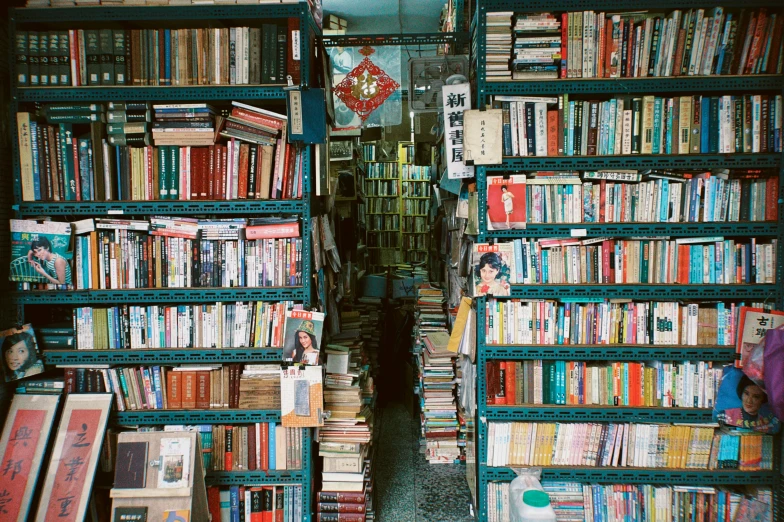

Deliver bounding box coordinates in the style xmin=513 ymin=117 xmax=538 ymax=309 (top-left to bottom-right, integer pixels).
xmin=512 ymin=13 xmax=561 ymax=79
xmin=238 ymin=364 xmax=281 ymax=410
xmin=485 ymin=11 xmax=514 ymax=81
xmin=107 ymin=101 xmax=151 ymax=146
xmin=152 ymin=103 xmax=216 ymax=146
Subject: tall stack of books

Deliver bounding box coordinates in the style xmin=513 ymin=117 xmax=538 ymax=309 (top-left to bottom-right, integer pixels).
xmin=485 ymin=11 xmax=514 ymax=81
xmin=512 ymin=13 xmax=561 ymax=79
xmin=107 ymin=102 xmax=151 ymax=146
xmin=152 ymin=103 xmax=216 ymax=147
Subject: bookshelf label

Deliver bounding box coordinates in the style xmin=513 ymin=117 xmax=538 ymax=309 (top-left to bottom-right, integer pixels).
xmin=571 ymin=228 xmax=587 ymax=237
xmin=107 ymin=209 xmax=123 ymax=215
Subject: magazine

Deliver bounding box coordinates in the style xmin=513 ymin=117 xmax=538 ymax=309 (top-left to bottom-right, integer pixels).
xmin=280 ymin=365 xmax=324 ymax=427
xmin=486 ymin=175 xmax=526 ymax=230
xmin=0 ymin=324 xmax=44 ymax=382
xmin=10 ymin=220 xmax=73 ymax=289
xmin=471 ymin=243 xmax=515 ymax=297
xmin=282 ymin=310 xmax=326 ymax=364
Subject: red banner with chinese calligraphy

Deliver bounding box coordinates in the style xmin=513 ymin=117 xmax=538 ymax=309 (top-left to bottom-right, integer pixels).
xmin=45 ymin=410 xmax=102 ymax=521
xmin=0 ymin=410 xmax=45 ymax=519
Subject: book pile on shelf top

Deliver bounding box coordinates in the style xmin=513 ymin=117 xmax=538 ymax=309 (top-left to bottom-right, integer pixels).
xmin=316 ymin=315 xmax=378 ymax=522
xmin=490 ymin=93 xmax=783 ymax=158
xmin=484 ymin=12 xmax=514 ymax=81
xmin=17 ymin=17 xmax=301 ymax=86
xmin=487 ymin=482 xmax=774 ymax=522
xmin=16 ymin=101 xmax=301 ymax=203
xmin=414 ymin=284 xmax=463 ymax=464
xmin=495 ymin=8 xmax=784 ymax=81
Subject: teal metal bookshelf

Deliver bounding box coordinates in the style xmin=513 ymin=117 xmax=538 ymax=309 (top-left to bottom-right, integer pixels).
xmin=8 ymin=3 xmax=321 ymax=520
xmin=472 ymin=0 xmax=784 ymax=519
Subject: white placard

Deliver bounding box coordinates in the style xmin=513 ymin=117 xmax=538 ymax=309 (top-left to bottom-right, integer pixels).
xmin=442 ymin=83 xmax=474 ymax=179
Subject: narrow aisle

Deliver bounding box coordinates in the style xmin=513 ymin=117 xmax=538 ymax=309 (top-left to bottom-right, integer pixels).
xmin=375 ymin=403 xmax=475 ymax=522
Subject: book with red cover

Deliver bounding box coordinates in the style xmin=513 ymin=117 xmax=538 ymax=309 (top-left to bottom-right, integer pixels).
xmin=275 ymin=486 xmax=284 ymax=522
xmin=245 ymin=221 xmax=300 ymax=240
xmin=167 ymin=370 xmax=183 ymax=409
xmin=316 ymin=514 xmax=365 ymax=522
xmin=196 ymin=371 xmax=210 ymax=409
xmin=504 ymin=359 xmax=516 ymax=404
xmin=317 ymin=503 xmax=367 ymax=514
xmin=225 ymin=425 xmax=234 ymax=471
xmin=546 ymin=110 xmax=558 ymax=156
xmin=181 ymin=371 xmax=197 ymax=409
xmin=208 ymin=145 xmax=216 ymax=200
xmin=317 ymin=492 xmax=366 ymax=504
xmin=261 ymin=422 xmax=269 ymax=471
xmin=207 ymin=486 xmax=222 ymax=522
xmin=262 ymin=486 xmax=274 ymax=522
xmin=238 ymin=142 xmax=250 ymax=199
xmin=250 ymin=487 xmax=263 ymax=522
xmin=248 ymin=423 xmax=257 ymax=471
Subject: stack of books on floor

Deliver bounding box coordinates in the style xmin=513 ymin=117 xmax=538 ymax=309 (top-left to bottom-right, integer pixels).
xmin=413 ymin=284 xmax=461 ymax=463
xmin=485 ymin=11 xmax=514 ymax=81
xmin=512 ymin=13 xmax=562 ymax=79
xmin=317 ymin=318 xmax=377 ymax=522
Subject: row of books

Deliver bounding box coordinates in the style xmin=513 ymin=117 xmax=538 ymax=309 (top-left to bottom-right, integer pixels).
xmin=487 ymin=482 xmax=773 ymax=522
xmin=472 ymin=237 xmax=776 ymax=291
xmin=17 ymin=101 xmax=300 ymax=201
xmin=402 ymin=234 xmax=428 ymax=251
xmin=364 ymin=162 xmax=397 ymax=179
xmin=159 ymin=424 xmax=303 ymax=472
xmin=482 ymin=299 xmax=748 ymax=347
xmin=74 ymin=230 xmax=303 ymax=290
xmin=366 ymin=198 xmax=399 ymax=215
xmin=489 ymin=171 xmax=779 ymax=227
xmin=206 ymin=484 xmax=304 ymax=522
xmin=401 ymin=182 xmax=429 ymax=198
xmin=71 ymin=301 xmax=299 ymax=350
xmin=366 ymin=214 xmax=399 ymax=232
xmin=364 ymin=179 xmax=398 ymax=196
xmin=494 ymin=94 xmax=784 ymax=158
xmin=402 ymin=216 xmax=428 ymax=234
xmin=361 ymin=144 xmax=377 ymax=162
xmin=403 ymin=198 xmax=428 ymax=215
xmin=486 ymin=422 xmax=774 ymax=470
xmin=65 ymin=363 xmax=282 ymax=411
xmin=485 ymin=360 xmax=723 ymax=408
xmin=509 ymin=8 xmax=784 ymax=80
xmin=400 ymin=165 xmax=430 ymax=181
xmin=15 ymin=23 xmax=300 ymax=87
xmin=366 ymin=231 xmax=399 ymax=249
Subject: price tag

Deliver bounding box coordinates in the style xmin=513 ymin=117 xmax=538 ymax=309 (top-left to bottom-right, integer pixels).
xmin=108 ymin=209 xmax=124 ymax=215
xmin=570 ymin=228 xmax=587 ymax=237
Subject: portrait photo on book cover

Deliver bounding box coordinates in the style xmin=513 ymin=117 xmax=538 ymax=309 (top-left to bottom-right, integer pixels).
xmin=283 ymin=310 xmax=325 ymax=365
xmin=0 ymin=324 xmax=44 ymax=382
xmin=10 ymin=220 xmax=73 ymax=288
xmin=713 ymin=366 xmax=780 ymax=434
xmin=472 ymin=245 xmax=512 ymax=297
xmin=486 ymin=174 xmax=527 ymax=230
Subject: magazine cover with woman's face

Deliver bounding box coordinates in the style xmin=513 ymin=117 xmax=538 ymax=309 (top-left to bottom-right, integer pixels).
xmin=486 ymin=174 xmax=526 ymax=230
xmin=10 ymin=220 xmax=73 ymax=288
xmin=472 ymin=243 xmax=513 ymax=297
xmin=283 ymin=310 xmax=325 ymax=365
xmin=0 ymin=324 xmax=44 ymax=382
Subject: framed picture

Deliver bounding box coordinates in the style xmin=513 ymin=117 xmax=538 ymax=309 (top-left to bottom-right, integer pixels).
xmin=282 ymin=310 xmax=325 ymax=365
xmin=36 ymin=394 xmax=113 ymax=522
xmin=0 ymin=324 xmax=44 ymax=382
xmin=10 ymin=219 xmax=73 ymax=288
xmin=0 ymin=394 xmax=60 ymax=521
xmin=329 ymin=139 xmax=353 ymax=161
xmin=280 ymin=365 xmax=324 ymax=427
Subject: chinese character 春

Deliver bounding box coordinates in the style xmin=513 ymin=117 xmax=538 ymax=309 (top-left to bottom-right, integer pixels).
xmin=57 ymin=495 xmax=75 ymax=517
xmin=10 ymin=425 xmax=33 ymax=447
xmin=451 ymin=148 xmax=463 ymax=162
xmin=449 ymin=129 xmax=463 ymax=145
xmin=2 ymin=458 xmax=22 ymax=480
xmin=448 ymin=112 xmax=463 ymax=127
xmin=64 ymin=455 xmax=85 ymax=482
xmin=72 ymin=423 xmax=90 ymax=448
xmin=446 ymin=93 xmax=466 ymax=108
xmin=757 ymin=316 xmax=770 ymax=327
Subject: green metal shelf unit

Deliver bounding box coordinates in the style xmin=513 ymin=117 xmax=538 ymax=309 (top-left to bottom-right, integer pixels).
xmin=8 ymin=3 xmax=322 ymax=520
xmin=472 ymin=1 xmax=784 ymax=520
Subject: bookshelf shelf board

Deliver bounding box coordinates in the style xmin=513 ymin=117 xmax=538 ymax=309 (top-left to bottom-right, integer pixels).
xmin=365 ymin=178 xmax=400 ymax=181
xmin=484 ymin=406 xmax=714 ymax=423
xmin=480 ymin=222 xmax=780 ymax=239
xmin=482 ymin=76 xmax=784 ymax=95
xmin=15 ymin=86 xmax=288 ymax=102
xmin=481 ymin=467 xmax=778 ymax=485
xmin=12 ymin=287 xmax=305 ymax=304
xmin=205 ymin=470 xmax=307 ymax=486
xmin=17 ymin=199 xmax=305 ymax=216
xmin=12 ymin=4 xmax=307 ymax=23
xmin=481 ymin=344 xmax=737 ymax=361
xmin=479 ymin=0 xmax=784 ymax=12
xmin=485 ymin=154 xmax=781 ymax=171
xmin=115 ymin=409 xmax=281 ymax=425
xmin=505 ymin=284 xmax=775 ymax=300
xmin=44 ymin=348 xmax=284 ymax=365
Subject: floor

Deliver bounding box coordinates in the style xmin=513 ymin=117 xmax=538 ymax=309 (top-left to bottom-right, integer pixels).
xmin=374 ymin=402 xmax=475 ymax=522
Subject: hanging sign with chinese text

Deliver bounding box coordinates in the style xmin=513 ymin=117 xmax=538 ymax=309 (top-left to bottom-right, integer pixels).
xmin=442 ymin=83 xmax=474 ymax=179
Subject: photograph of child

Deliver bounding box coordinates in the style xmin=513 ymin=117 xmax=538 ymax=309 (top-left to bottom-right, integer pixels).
xmin=0 ymin=324 xmax=44 ymax=382
xmin=714 ymin=366 xmax=780 ymax=434
xmin=283 ymin=310 xmax=325 ymax=365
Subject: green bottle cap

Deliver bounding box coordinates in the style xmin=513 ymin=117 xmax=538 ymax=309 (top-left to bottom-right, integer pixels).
xmin=522 ymin=489 xmax=551 ymax=508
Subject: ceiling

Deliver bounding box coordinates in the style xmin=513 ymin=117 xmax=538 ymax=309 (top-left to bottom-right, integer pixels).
xmin=322 ymin=0 xmax=446 ymax=34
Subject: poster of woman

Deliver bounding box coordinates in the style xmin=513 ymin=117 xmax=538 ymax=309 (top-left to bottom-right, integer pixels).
xmin=471 ymin=243 xmax=515 ymax=297
xmin=283 ymin=310 xmax=325 ymax=365
xmin=10 ymin=220 xmax=73 ymax=289
xmin=486 ymin=175 xmax=526 ymax=230
xmin=0 ymin=324 xmax=44 ymax=382
xmin=713 ymin=366 xmax=781 ymax=434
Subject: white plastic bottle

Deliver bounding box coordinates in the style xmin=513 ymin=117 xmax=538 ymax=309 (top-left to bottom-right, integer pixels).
xmin=509 ymin=475 xmax=557 ymax=522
